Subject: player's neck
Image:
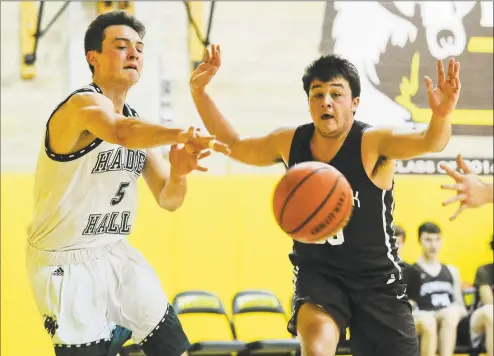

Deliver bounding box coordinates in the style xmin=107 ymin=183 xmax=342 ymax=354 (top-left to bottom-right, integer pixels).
xmin=92 ymin=77 xmax=129 ymax=115
xmin=313 ymin=130 xmax=347 ymax=144
xmin=311 ymin=129 xmax=348 ymax=160
xmin=311 ymin=117 xmax=353 ymax=151
xmin=418 ymin=255 xmax=439 ymax=265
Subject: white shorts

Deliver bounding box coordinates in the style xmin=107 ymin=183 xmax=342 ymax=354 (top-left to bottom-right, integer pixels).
xmin=26 ymin=239 xmax=168 ymax=346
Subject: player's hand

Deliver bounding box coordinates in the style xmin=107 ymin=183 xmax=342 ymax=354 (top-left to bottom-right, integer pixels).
xmin=424 ymin=58 xmax=461 ymax=119
xmin=169 ymin=143 xmax=211 ymax=177
xmin=439 ymin=155 xmax=488 ymax=220
xmin=178 ymin=126 xmax=230 ymax=155
xmin=190 ymin=44 xmax=221 ymax=92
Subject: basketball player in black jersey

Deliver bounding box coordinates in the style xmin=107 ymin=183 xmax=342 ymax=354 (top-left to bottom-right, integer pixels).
xmin=190 ymin=44 xmax=461 ymax=356
xmin=406 ymin=222 xmax=467 ymax=356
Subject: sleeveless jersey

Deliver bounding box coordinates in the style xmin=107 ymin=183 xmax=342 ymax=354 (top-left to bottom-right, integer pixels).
xmin=27 ymin=83 xmax=146 ymax=251
xmin=288 ymin=121 xmax=403 ymax=289
xmin=412 ymin=263 xmax=454 ymax=311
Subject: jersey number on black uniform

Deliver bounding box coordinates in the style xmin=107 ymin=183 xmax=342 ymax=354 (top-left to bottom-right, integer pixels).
xmin=314 ymin=230 xmax=345 ymax=245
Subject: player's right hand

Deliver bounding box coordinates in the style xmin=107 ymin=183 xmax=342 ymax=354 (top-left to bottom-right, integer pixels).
xmin=178 ymin=126 xmax=230 ymax=155
xmin=190 ymin=44 xmax=221 ymax=91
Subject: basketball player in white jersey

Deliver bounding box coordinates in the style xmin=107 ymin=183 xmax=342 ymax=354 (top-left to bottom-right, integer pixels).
xmin=26 ymin=11 xmax=229 ymax=356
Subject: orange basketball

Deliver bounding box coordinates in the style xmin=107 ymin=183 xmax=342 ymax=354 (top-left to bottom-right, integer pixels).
xmin=272 ymin=161 xmax=353 ymax=243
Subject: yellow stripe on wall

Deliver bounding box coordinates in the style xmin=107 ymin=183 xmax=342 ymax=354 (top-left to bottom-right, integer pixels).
xmin=468 ymin=37 xmax=494 ymax=53
xmin=20 ymin=2 xmax=37 ymax=80
xmin=2 ymin=174 xmax=492 ymax=355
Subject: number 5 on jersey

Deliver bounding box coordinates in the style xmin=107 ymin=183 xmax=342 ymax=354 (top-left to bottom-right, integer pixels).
xmin=111 ymin=182 xmax=130 ymax=206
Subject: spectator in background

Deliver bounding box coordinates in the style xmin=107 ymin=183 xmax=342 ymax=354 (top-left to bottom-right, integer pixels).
xmin=394 ymin=225 xmax=415 ymax=289
xmin=407 ymin=222 xmax=467 ymax=356
xmin=395 ymin=224 xmax=411 ymax=269
xmin=459 ymin=236 xmax=493 ymax=356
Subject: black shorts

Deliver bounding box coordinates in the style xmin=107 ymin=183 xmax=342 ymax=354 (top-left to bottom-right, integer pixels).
xmin=457 ymin=314 xmax=472 ymax=347
xmin=456 ymin=313 xmax=485 ymax=350
xmin=288 ymin=265 xmax=419 ymax=356
xmin=139 ymin=304 xmax=190 ymax=356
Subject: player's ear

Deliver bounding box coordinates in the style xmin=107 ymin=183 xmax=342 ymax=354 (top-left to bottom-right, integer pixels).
xmin=86 ymin=51 xmax=100 ymax=70
xmin=351 ymin=97 xmax=360 ymax=112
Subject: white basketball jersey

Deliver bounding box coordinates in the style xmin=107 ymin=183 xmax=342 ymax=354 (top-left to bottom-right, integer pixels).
xmin=27 ymin=84 xmax=147 ymax=251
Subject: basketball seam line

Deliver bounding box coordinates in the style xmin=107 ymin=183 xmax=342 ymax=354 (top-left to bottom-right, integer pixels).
xmin=279 ymin=167 xmax=332 ymax=226
xmin=287 ymin=175 xmax=342 ymax=235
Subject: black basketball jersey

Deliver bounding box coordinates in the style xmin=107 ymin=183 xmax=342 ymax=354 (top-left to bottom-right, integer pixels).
xmin=410 ymin=263 xmax=454 ymax=311
xmin=473 ymin=263 xmax=493 ymax=309
xmin=287 ymin=120 xmax=403 ymax=289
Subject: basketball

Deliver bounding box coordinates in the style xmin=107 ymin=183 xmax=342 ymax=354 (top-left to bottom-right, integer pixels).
xmin=272 ymin=161 xmax=353 ymax=243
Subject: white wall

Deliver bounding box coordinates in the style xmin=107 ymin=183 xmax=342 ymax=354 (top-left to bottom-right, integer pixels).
xmin=1 ymin=1 xmax=492 ymax=173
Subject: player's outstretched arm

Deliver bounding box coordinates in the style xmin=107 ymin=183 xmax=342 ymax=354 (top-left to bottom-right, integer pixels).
xmin=439 ymin=154 xmax=493 ymax=220
xmin=190 ymin=44 xmax=289 ymax=166
xmin=366 ymin=59 xmax=460 ymax=160
xmin=143 ymin=129 xmax=211 ymax=211
xmin=67 ymin=91 xmax=229 ymax=154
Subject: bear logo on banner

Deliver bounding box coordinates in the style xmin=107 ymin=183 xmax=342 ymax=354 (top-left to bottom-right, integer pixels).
xmin=319 ymin=1 xmax=493 ymax=136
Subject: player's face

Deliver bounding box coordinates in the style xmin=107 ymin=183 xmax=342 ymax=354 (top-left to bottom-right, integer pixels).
xmin=308 ymin=78 xmax=359 ymax=139
xmin=396 ymin=235 xmax=405 ymax=255
xmin=420 ymin=232 xmax=442 ymax=259
xmin=92 ymin=25 xmax=144 ymax=85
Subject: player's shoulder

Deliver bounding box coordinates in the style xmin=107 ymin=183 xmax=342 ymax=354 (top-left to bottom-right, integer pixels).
xmin=445 ymin=264 xmax=461 ymax=278
xmin=259 ymin=127 xmax=295 ymax=165
xmin=268 ymin=127 xmax=296 ymax=156
xmin=354 ymin=119 xmax=373 ymax=130
xmin=66 ymin=90 xmax=112 ymax=111
xmin=286 ymin=122 xmax=315 ymax=141
xmin=270 ymin=126 xmax=296 ymax=138
xmin=48 ymin=86 xmax=114 ymax=134
xmin=267 ymin=126 xmax=296 ymax=146
xmin=361 ymin=122 xmax=393 ymax=138
xmin=476 ymin=263 xmax=493 ymax=274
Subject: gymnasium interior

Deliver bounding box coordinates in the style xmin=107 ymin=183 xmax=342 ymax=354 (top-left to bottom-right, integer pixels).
xmin=1 ymin=1 xmax=492 ymax=355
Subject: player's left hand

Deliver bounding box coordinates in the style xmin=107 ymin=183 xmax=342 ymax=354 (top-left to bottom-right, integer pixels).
xmin=168 ymin=143 xmax=211 ymax=177
xmin=424 ymin=58 xmax=461 ymax=119
xmin=439 ymin=155 xmax=487 ymax=220
xmin=190 ymin=44 xmax=222 ymax=92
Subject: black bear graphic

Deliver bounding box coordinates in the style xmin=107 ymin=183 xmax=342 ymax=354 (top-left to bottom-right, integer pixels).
xmin=43 ymin=315 xmax=58 ymax=337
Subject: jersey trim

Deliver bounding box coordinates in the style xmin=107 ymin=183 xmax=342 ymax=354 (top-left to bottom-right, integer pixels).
xmin=44 ymin=84 xmax=104 ymax=162
xmin=43 ymin=84 xmax=138 ymax=163
xmin=44 ymin=138 xmax=104 ymax=162
xmin=382 ymin=189 xmax=402 ymax=283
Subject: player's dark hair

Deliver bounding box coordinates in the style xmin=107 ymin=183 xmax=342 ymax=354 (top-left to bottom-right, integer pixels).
xmin=84 ymin=10 xmax=146 ymax=74
xmin=302 ymin=54 xmax=361 ymax=99
xmin=393 ymin=225 xmax=406 ymax=242
xmin=418 ymin=222 xmax=441 ymax=240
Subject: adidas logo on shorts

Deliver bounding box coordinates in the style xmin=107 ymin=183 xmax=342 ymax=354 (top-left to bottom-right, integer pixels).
xmin=52 ymin=267 xmax=64 ymax=276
